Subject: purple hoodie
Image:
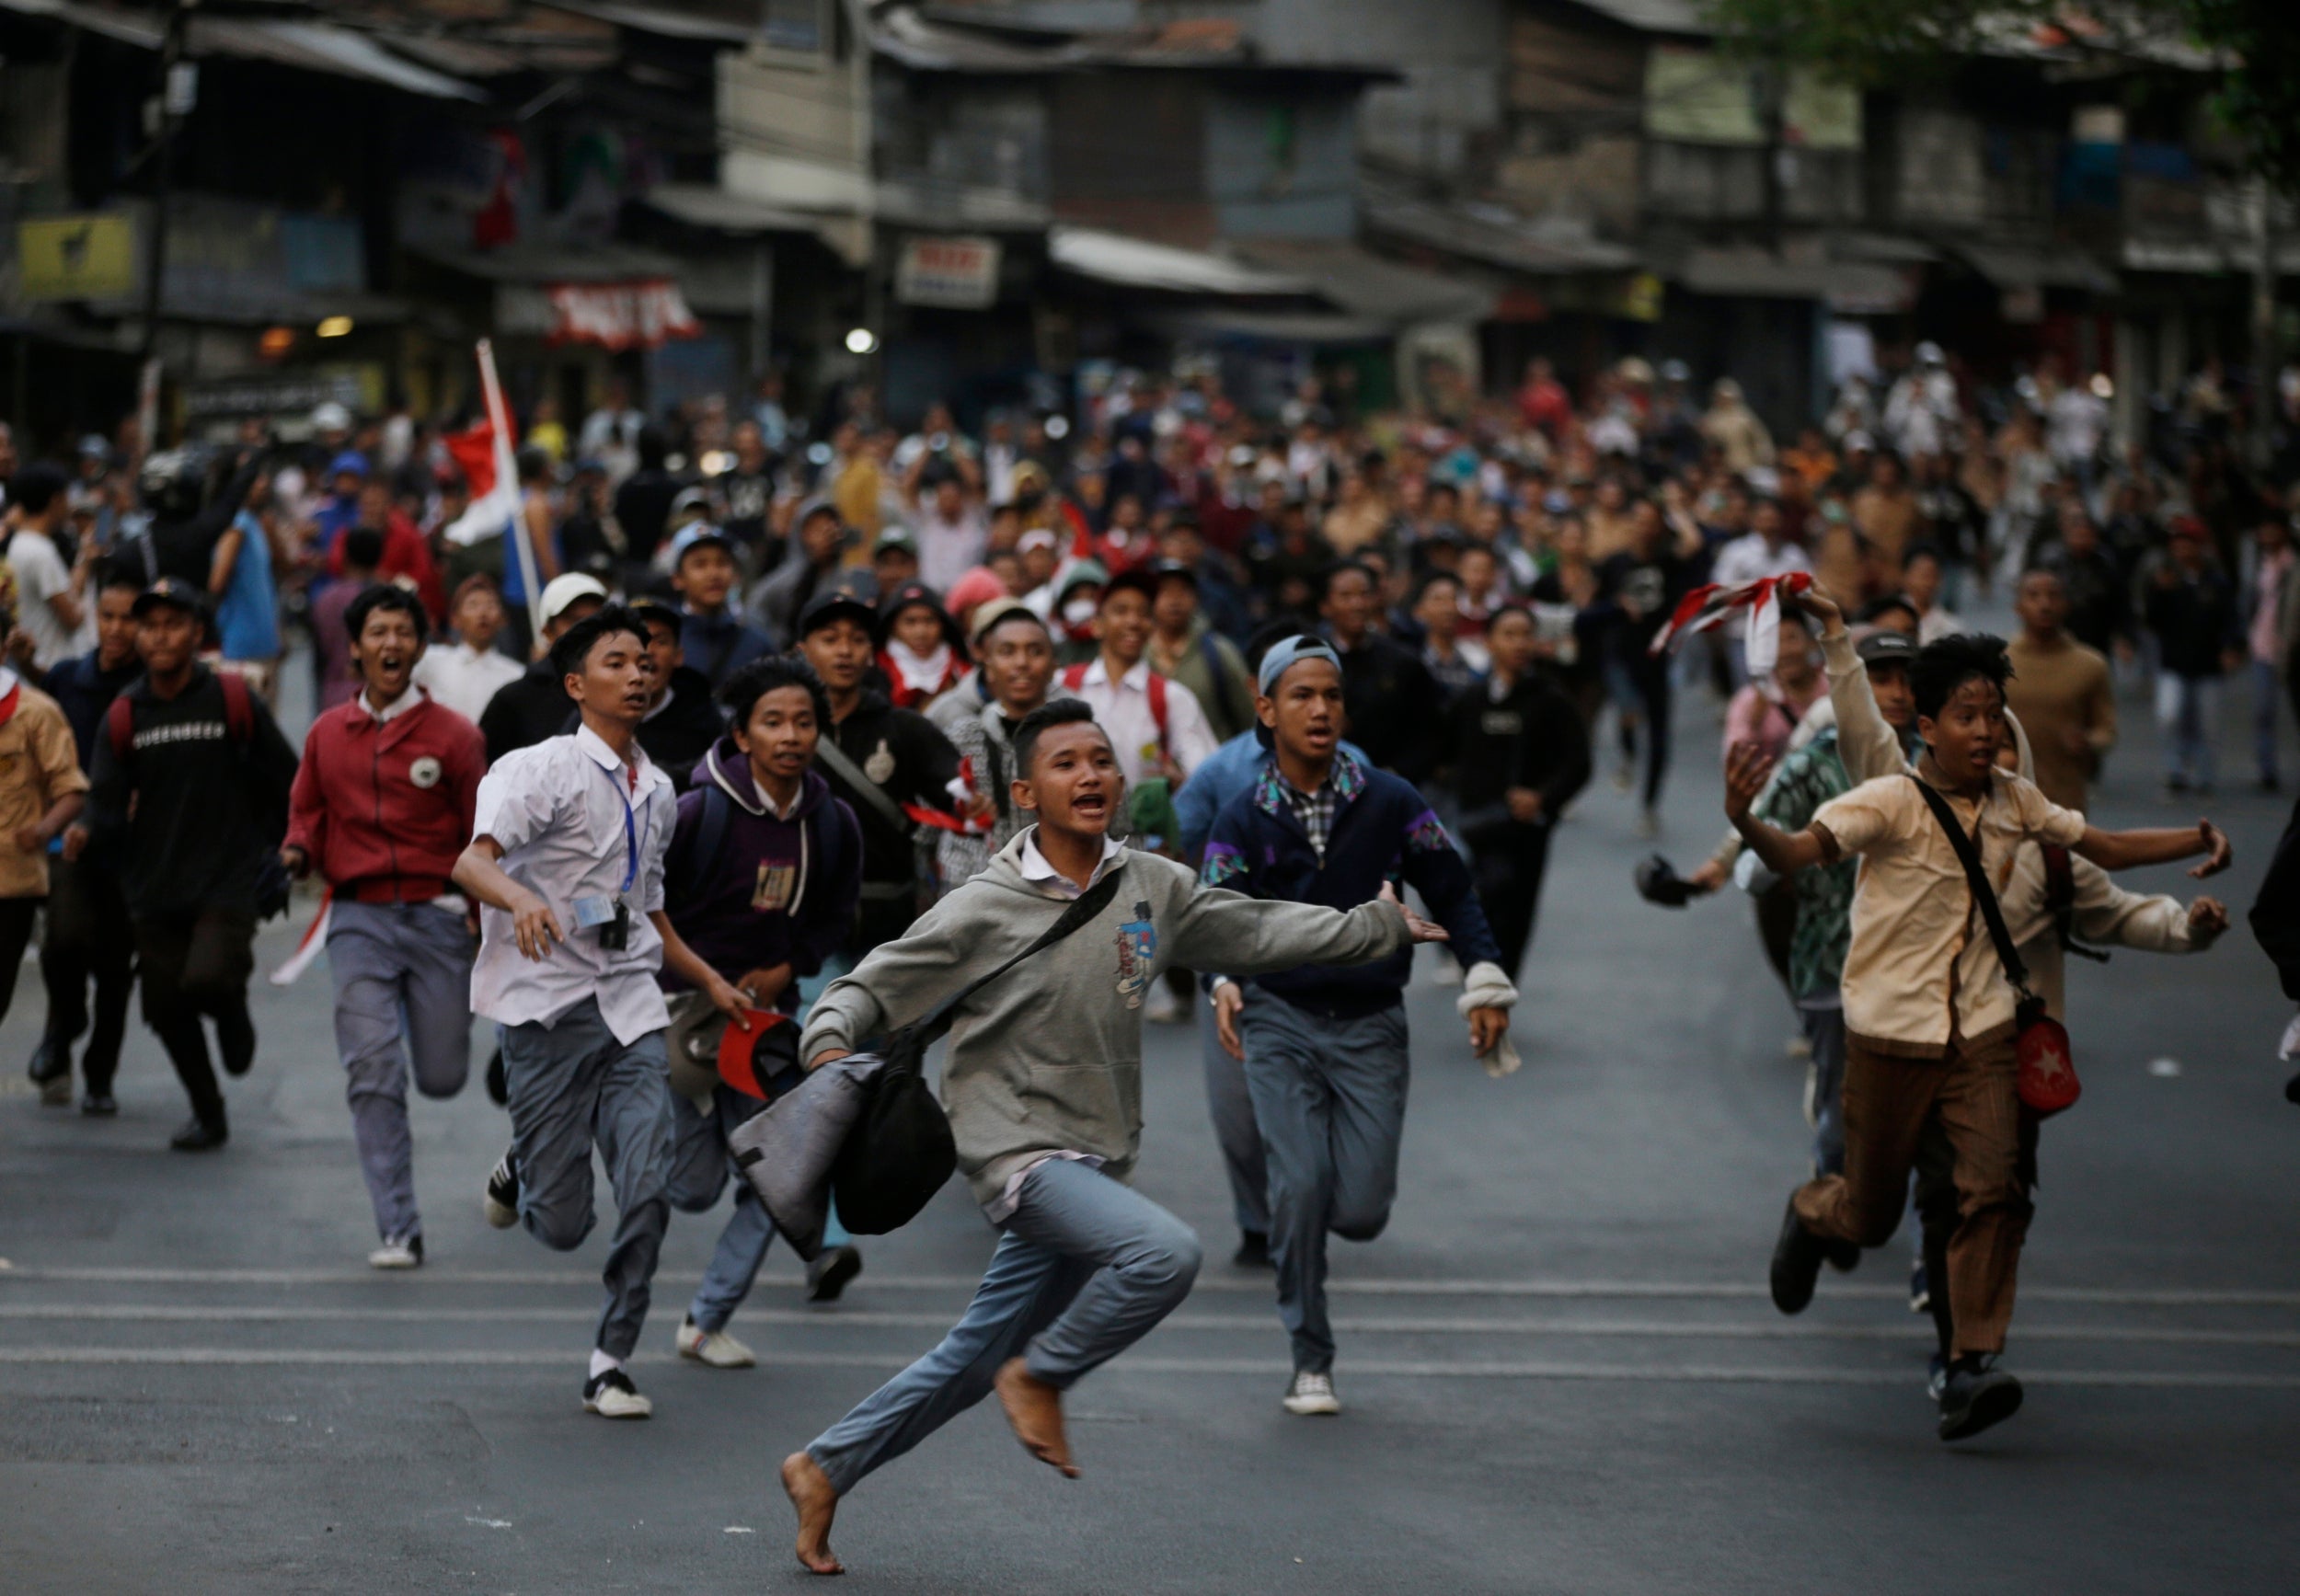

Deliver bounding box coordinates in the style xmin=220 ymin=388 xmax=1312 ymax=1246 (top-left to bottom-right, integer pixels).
xmin=658 ymin=736 xmax=861 ymax=1003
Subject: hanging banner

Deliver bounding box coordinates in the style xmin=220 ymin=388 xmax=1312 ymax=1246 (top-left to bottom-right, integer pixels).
xmin=544 ymin=279 xmax=701 ymax=350
xmin=895 ymin=235 xmax=1002 ymax=310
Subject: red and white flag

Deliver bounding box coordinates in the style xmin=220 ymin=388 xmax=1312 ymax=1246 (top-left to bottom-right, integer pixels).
xmin=1647 ymin=571 xmax=1812 ymax=664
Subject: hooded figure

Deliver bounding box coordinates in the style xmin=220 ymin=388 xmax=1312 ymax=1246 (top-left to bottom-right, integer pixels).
xmin=752 ymin=498 xmax=852 ymax=646
xmin=875 ymin=581 xmax=969 ymax=711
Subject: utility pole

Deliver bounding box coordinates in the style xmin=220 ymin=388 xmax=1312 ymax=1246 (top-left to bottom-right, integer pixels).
xmin=2253 ymin=171 xmax=2279 ymax=470
xmin=136 ymin=0 xmax=196 ymax=455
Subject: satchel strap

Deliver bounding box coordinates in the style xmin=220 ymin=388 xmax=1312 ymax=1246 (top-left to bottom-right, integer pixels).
xmin=1908 ymin=775 xmax=2035 ymax=1002
xmin=901 ymin=860 xmax=1128 ymax=1059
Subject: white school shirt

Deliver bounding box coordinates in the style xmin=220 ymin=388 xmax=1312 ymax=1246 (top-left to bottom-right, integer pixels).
xmin=412 ymin=641 xmax=524 ymax=726
xmin=1064 ymin=656 xmax=1219 ymax=787
xmin=468 ymin=725 xmax=675 ymax=1044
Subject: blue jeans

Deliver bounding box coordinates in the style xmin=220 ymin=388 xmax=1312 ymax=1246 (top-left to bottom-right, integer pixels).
xmin=806 ymin=1157 xmax=1202 ymax=1495
xmin=2155 ymin=672 xmax=2222 ymax=788
xmin=666 ymin=1084 xmax=776 ymax=1333
xmin=2253 ymin=659 xmax=2281 ymax=784
xmin=1236 ymin=992 xmax=1410 ymax=1375
xmin=498 ymin=998 xmax=673 ymax=1361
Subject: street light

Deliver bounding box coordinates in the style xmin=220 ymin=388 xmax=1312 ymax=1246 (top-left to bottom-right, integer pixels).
xmin=845 ymin=327 xmax=878 ymax=356
xmin=316 ymin=316 xmax=353 ymax=339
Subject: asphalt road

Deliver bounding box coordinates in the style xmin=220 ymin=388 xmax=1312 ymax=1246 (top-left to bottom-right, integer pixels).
xmin=4 ymin=632 xmax=2297 ymax=1594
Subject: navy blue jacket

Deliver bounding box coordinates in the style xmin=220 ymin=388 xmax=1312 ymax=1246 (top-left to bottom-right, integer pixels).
xmin=40 ymin=649 xmax=144 ymax=775
xmin=1201 ymin=749 xmax=1502 ymax=1016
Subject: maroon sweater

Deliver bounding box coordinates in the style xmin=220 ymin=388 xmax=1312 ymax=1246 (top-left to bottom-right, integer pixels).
xmin=286 ymin=691 xmax=487 ymax=902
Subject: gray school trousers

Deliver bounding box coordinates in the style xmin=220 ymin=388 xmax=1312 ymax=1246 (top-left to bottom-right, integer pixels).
xmin=500 ymin=997 xmax=673 ymax=1361
xmin=327 ymin=899 xmax=477 ymax=1244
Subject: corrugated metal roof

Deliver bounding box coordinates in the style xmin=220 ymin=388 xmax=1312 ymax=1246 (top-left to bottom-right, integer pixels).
xmin=0 ymin=0 xmax=489 ymax=98
xmin=1230 ymin=238 xmax=1497 ymax=325
xmin=1361 ymin=180 xmax=1638 ymax=277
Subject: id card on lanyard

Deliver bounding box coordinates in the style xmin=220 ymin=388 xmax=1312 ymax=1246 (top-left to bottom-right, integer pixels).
xmin=575 ymin=760 xmax=643 ymax=950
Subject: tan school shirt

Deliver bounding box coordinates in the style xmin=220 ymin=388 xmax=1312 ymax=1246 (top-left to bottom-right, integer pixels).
xmin=0 ymin=685 xmax=89 ymax=897
xmin=2004 ymin=632 xmax=2115 ymax=813
xmin=1811 ymin=767 xmax=2086 ymax=1057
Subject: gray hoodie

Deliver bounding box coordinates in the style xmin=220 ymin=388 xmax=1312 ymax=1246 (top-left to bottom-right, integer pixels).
xmin=799 ymin=830 xmax=1409 ymax=1205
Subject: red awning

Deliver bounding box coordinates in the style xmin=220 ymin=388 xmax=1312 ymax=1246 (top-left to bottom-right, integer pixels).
xmin=545 ymin=279 xmax=700 ymax=350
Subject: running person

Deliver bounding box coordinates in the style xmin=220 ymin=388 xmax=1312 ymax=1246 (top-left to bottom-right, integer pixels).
xmin=451 ymin=605 xmax=747 ymax=1419
xmin=1727 ymin=631 xmax=2232 ymax=1441
xmin=661 ymin=656 xmax=861 ymax=1368
xmin=777 ymin=697 xmax=1448 ymax=1574
xmin=1202 ymin=637 xmax=1515 ymax=1414
xmin=282 ymin=583 xmax=487 ymax=1269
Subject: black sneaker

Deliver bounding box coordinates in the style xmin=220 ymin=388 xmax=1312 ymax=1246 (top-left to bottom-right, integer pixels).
xmin=216 ymin=1011 xmax=256 ymax=1078
xmin=81 ymin=1092 xmax=117 ymax=1117
xmin=1233 ymin=1230 xmax=1272 ymax=1269
xmin=1768 ymin=1195 xmax=1826 ymax=1315
xmin=806 ymin=1244 xmax=863 ymax=1303
xmin=2286 ymin=1069 xmax=2300 ymax=1107
xmin=27 ymin=1039 xmax=67 ymax=1086
xmin=581 ymin=1367 xmax=651 ymax=1419
xmin=1937 ymin=1356 xmax=2023 ymax=1441
xmin=169 ymin=1117 xmax=229 ymax=1153
xmin=482 ymin=1149 xmax=521 ymax=1228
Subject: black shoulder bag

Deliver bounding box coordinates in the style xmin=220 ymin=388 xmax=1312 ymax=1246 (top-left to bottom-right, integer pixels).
xmin=1909 ymin=777 xmax=2081 ymax=1117
xmin=832 ymin=866 xmax=1128 ymax=1234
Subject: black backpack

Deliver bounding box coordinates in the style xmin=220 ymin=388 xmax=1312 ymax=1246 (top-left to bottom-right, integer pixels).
xmin=831 ymin=867 xmax=1125 ymax=1234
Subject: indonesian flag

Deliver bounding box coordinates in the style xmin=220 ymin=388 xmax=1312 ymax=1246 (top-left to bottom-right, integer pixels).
xmin=441 ymin=415 xmax=520 ymax=550
xmin=1647 ymin=571 xmax=1812 ymax=671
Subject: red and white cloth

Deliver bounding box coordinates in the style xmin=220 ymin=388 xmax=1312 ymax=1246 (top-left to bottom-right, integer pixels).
xmin=1648 ymin=571 xmax=1812 ymax=675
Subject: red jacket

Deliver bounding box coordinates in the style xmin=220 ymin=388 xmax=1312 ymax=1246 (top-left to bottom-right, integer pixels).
xmin=285 ymin=692 xmax=487 ymax=902
xmin=328 ymin=512 xmax=447 ymax=622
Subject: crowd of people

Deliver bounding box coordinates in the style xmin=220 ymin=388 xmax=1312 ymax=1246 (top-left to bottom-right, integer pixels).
xmin=0 ymin=332 xmax=2292 ymax=1572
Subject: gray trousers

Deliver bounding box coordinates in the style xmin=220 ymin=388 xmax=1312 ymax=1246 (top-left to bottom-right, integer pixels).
xmin=666 ymin=1082 xmax=776 ymax=1334
xmin=1238 ymin=992 xmax=1410 ymax=1375
xmin=499 ymin=997 xmax=673 ymax=1361
xmin=1802 ymin=1005 xmax=1848 ymax=1178
xmin=1200 ymin=999 xmax=1270 ymax=1236
xmin=327 ymin=900 xmax=477 ymax=1243
xmin=807 ymin=1156 xmax=1201 ymax=1495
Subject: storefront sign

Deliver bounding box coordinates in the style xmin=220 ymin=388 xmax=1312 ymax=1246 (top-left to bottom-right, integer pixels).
xmin=895 ymin=235 xmax=1001 ymax=310
xmin=16 ymin=214 xmax=138 ymax=301
xmin=545 ymin=279 xmax=701 ymax=350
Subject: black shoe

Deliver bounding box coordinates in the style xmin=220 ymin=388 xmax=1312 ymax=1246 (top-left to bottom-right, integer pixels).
xmin=1769 ymin=1195 xmax=1826 ymax=1315
xmin=806 ymin=1244 xmax=863 ymax=1303
xmin=1233 ymin=1230 xmax=1272 ymax=1269
xmin=1909 ymin=1260 xmax=1931 ymax=1314
xmin=1823 ymin=1236 xmax=1860 ymax=1273
xmin=2288 ymin=1069 xmax=2300 ymax=1106
xmin=169 ymin=1117 xmax=229 ymax=1153
xmin=27 ymin=1038 xmax=68 ymax=1086
xmin=485 ymin=1048 xmax=508 ymax=1107
xmin=216 ymin=1012 xmax=256 ymax=1078
xmin=482 ymin=1149 xmax=521 ymax=1228
xmin=1938 ymin=1356 xmax=2024 ymax=1441
xmin=81 ymin=1092 xmax=117 ymax=1117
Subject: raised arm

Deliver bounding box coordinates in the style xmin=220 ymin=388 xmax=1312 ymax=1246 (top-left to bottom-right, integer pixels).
xmin=1169 ymin=878 xmax=1422 ymax=979
xmin=1801 ymin=586 xmax=1902 ymax=783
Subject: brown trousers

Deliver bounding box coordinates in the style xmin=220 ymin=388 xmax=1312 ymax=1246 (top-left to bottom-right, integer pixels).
xmin=1793 ymin=1030 xmax=2032 ymax=1357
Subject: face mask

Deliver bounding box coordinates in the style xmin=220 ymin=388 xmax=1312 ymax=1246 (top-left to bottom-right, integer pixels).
xmin=1063 ymin=596 xmax=1098 ymax=627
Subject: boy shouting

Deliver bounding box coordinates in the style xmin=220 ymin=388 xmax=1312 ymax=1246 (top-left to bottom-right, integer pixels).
xmin=1726 ymin=632 xmax=2229 ymax=1441
xmin=778 ymin=697 xmax=1449 ymax=1575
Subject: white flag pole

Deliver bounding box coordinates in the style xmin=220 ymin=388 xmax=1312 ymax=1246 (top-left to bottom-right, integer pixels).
xmin=473 ymin=339 xmax=545 ymax=646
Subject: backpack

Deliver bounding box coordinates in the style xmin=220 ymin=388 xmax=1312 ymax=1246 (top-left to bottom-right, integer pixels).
xmin=106 ymin=671 xmax=293 ymax=918
xmin=1060 ymin=661 xmax=1168 ymax=757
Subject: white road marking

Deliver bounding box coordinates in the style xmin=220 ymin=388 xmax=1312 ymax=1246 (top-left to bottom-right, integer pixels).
xmin=2149 ymin=1057 xmax=2184 ymax=1077
xmin=7 ymin=1266 xmax=2297 ymax=1308
xmin=4 ymin=1303 xmax=2297 ymax=1347
xmin=0 ymin=1345 xmax=2294 ymax=1390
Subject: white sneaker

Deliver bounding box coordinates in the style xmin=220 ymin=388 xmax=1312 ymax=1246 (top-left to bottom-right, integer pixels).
xmin=582 ymin=1368 xmax=652 ymax=1419
xmin=675 ymin=1317 xmax=756 ymax=1369
xmin=367 ymin=1235 xmax=423 ymax=1270
xmin=1143 ymin=981 xmax=1183 ymax=1024
xmin=1282 ymin=1370 xmax=1341 ymax=1416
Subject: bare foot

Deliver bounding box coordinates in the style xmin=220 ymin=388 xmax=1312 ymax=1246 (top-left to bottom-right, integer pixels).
xmin=781 ymin=1451 xmax=844 ymax=1575
xmin=994 ymin=1357 xmax=1078 ymax=1477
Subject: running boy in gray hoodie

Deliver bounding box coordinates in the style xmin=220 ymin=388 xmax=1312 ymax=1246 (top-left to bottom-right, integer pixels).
xmin=779 ymin=696 xmax=1448 ymax=1575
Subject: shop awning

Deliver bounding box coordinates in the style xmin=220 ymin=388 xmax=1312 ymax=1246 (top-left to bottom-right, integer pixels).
xmin=1230 ymin=239 xmax=1497 ymax=326
xmin=1953 ymin=243 xmax=2118 ymax=295
xmin=1676 ymin=247 xmax=1915 ymax=312
xmin=641 ymin=184 xmax=838 ymax=237
xmin=1048 ymin=227 xmax=1310 ymax=297
xmin=406 ymin=241 xmax=689 ymax=285
xmin=1360 ymin=180 xmax=1637 ymax=278
xmin=0 ymin=0 xmax=487 ymax=99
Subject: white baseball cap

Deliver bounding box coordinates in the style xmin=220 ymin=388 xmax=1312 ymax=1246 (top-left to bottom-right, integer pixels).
xmin=538 ymin=572 xmax=609 ymax=624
